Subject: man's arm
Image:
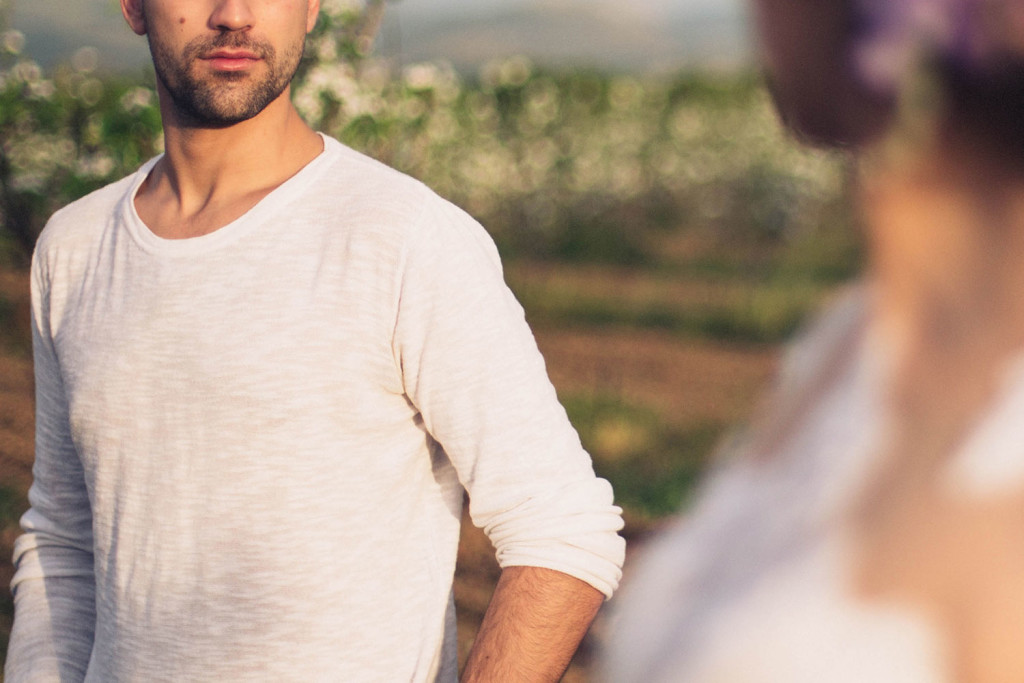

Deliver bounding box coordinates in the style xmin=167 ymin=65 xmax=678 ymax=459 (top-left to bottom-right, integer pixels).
xmin=393 ymin=196 xmax=625 ymax=675
xmin=462 ymin=566 xmax=605 ymax=683
xmin=5 ymin=251 xmax=97 ymax=682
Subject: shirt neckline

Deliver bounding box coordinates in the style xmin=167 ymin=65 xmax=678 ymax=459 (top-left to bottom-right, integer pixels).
xmin=122 ymin=133 xmax=337 ymax=256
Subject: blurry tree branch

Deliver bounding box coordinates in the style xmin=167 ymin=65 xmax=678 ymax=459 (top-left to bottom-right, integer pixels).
xmin=353 ymin=0 xmax=389 ymax=57
xmin=0 ymin=1 xmax=35 ymax=263
xmin=0 ymin=152 xmax=40 ymax=264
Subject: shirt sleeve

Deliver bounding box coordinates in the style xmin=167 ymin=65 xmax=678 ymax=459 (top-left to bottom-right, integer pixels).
xmin=392 ymin=196 xmax=625 ymax=598
xmin=5 ymin=249 xmax=97 ymax=682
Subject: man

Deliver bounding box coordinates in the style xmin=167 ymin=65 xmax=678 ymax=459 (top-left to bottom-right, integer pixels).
xmin=4 ymin=0 xmax=625 ymax=680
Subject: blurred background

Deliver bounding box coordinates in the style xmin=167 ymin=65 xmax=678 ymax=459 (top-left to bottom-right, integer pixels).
xmin=0 ymin=0 xmax=860 ymax=678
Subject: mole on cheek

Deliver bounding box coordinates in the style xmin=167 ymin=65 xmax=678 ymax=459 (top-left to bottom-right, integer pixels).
xmin=179 ymin=17 xmax=185 ymax=24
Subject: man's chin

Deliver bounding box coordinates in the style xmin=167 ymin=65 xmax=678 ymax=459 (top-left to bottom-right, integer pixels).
xmin=168 ymin=79 xmax=270 ymax=127
xmin=172 ymin=97 xmax=263 ymax=128
xmin=183 ymin=109 xmax=261 ymax=128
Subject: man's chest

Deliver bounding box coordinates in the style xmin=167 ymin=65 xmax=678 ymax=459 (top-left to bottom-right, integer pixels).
xmin=49 ymin=256 xmax=414 ymax=478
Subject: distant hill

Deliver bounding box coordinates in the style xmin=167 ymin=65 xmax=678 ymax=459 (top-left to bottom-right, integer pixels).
xmin=389 ymin=1 xmax=750 ymax=73
xmin=9 ymin=0 xmax=751 ymax=74
xmin=9 ymin=0 xmax=152 ymax=74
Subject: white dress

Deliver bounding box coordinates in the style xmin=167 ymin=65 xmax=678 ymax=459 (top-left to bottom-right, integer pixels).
xmin=600 ymin=286 xmax=1024 ymax=682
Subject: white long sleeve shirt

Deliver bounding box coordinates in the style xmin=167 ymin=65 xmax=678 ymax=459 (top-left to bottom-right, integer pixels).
xmin=6 ymin=135 xmax=625 ymax=682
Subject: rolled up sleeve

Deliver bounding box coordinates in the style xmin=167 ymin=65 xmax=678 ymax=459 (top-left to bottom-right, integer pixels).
xmin=392 ymin=197 xmax=625 ymax=598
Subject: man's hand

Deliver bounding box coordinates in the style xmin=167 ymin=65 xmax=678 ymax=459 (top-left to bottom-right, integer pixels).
xmin=461 ymin=565 xmax=605 ymax=682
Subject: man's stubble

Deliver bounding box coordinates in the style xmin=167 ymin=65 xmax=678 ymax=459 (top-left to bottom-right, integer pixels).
xmin=147 ymin=30 xmax=305 ymax=127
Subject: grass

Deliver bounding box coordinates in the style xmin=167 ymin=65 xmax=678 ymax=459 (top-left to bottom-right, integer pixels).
xmin=562 ymin=392 xmax=729 ymax=518
xmin=515 ymin=277 xmax=827 ymax=345
xmin=506 ymin=204 xmax=863 ymax=346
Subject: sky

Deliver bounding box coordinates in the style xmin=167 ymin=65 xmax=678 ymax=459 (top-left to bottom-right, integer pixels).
xmin=8 ymin=0 xmax=752 ymax=73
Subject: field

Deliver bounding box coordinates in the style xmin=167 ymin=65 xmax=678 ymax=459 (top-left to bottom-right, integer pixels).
xmin=0 ymin=16 xmax=861 ymax=675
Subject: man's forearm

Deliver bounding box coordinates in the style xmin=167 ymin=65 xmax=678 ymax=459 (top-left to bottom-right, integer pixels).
xmin=461 ymin=565 xmax=605 ymax=682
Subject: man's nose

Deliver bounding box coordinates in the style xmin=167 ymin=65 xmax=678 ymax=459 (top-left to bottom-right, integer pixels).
xmin=209 ymin=0 xmax=255 ymax=32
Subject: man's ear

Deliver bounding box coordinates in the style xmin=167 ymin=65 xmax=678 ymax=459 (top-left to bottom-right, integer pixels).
xmin=121 ymin=0 xmax=148 ymax=36
xmin=306 ymin=0 xmax=321 ymax=34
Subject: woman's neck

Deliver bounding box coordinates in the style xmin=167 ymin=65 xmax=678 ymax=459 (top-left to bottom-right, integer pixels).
xmin=863 ymin=129 xmax=1024 ymax=371
xmin=852 ymin=126 xmax=1024 ymax=682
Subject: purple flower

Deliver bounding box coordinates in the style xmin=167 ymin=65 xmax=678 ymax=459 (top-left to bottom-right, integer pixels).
xmin=852 ymin=0 xmax=1022 ymax=92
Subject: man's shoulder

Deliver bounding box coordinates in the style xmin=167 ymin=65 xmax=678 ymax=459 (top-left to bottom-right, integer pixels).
xmin=314 ymin=136 xmax=491 ymax=253
xmin=35 ymin=167 xmax=143 ymax=256
xmin=316 ymin=136 xmax=450 ymax=222
xmin=319 ymin=135 xmax=420 ymax=188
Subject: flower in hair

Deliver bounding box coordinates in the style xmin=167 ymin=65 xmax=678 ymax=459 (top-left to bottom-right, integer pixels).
xmin=852 ymin=0 xmax=1023 ymax=92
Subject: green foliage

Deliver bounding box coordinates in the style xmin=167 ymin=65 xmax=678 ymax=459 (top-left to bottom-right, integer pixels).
xmin=561 ymin=393 xmax=724 ymax=517
xmin=0 ymin=12 xmax=853 ymax=275
xmin=515 ymin=278 xmax=824 ymax=345
xmin=0 ymin=23 xmax=861 ymax=343
xmin=293 ymin=61 xmax=851 ymax=270
xmin=509 ymin=211 xmax=863 ymax=346
xmin=0 ymin=48 xmax=162 ymax=260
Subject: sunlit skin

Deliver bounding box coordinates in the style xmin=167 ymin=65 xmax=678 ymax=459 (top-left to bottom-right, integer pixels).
xmin=851 ymin=125 xmax=1024 ymax=683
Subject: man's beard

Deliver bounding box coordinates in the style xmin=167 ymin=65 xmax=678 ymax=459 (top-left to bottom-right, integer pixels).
xmin=148 ymin=31 xmax=304 ymax=127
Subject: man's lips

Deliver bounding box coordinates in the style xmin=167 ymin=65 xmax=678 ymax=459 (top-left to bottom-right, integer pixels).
xmin=200 ymin=49 xmax=262 ymax=72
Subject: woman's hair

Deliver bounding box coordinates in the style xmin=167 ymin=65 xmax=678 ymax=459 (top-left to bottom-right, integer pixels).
xmin=853 ymin=0 xmax=1024 ymax=94
xmin=757 ymin=0 xmax=1024 ymax=149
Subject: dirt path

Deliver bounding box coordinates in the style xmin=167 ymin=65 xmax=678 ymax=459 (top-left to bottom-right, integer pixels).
xmin=534 ymin=326 xmax=778 ymax=429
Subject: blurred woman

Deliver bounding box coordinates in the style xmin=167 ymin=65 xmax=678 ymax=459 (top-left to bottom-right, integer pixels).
xmin=600 ymin=1 xmax=1024 ymax=680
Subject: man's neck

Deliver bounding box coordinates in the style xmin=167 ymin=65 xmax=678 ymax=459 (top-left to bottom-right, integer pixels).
xmin=136 ymin=85 xmax=324 ymax=240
